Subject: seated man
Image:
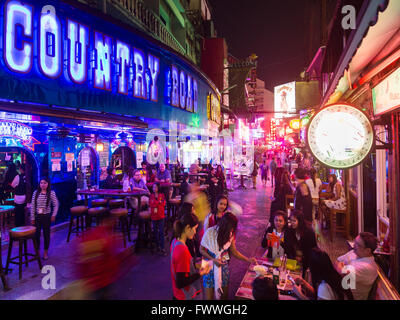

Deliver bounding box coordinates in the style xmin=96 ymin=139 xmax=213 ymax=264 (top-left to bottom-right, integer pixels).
xmin=335 ymin=232 xmax=378 ymax=300
xmin=155 ymin=163 xmax=172 ymax=199
xmin=128 ymin=170 xmax=150 ymax=211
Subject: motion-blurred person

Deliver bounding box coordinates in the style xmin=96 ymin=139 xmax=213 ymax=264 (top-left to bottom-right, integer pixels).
xmin=75 ymin=216 xmax=137 ymax=299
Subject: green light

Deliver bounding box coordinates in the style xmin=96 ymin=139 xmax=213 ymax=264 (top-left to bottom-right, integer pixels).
xmin=191 ymin=114 xmax=200 ymax=128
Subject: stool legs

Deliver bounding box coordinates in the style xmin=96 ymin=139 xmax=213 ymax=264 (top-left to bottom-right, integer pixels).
xmin=5 ymin=238 xmax=13 ymax=275
xmin=67 ymin=215 xmax=86 ymax=242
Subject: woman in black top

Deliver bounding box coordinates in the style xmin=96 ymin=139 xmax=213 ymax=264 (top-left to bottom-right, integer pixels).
xmin=294 ymin=168 xmax=313 ymax=225
xmin=286 ymin=210 xmax=318 ymax=272
xmin=269 ymin=169 xmax=293 ymax=224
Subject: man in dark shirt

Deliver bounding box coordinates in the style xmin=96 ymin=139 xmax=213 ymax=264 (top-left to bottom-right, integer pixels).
xmin=103 ymin=167 xmax=121 ymax=189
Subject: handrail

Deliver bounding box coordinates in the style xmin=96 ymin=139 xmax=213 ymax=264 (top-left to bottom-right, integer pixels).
xmin=111 ymin=0 xmax=188 ymax=59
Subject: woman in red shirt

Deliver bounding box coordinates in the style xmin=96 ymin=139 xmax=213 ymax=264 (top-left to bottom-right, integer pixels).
xmin=171 ymin=211 xmax=210 ymax=300
xmin=149 ymin=182 xmax=167 ymax=255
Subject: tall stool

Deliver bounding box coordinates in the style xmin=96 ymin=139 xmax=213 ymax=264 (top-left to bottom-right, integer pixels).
xmin=329 ymin=208 xmax=350 ymax=241
xmin=67 ymin=206 xmax=88 ymax=242
xmin=110 ymin=208 xmax=130 ymax=248
xmin=0 ymin=236 xmax=9 ymax=290
xmin=87 ymin=207 xmax=107 ymax=228
xmin=109 ymin=199 xmax=125 ymax=209
xmin=167 ymin=197 xmax=181 ymax=233
xmin=135 ymin=210 xmax=154 ymax=252
xmin=5 ymin=226 xmax=42 ymax=280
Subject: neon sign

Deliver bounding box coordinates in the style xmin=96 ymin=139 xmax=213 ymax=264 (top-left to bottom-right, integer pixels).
xmin=2 ymin=0 xmax=200 ymax=113
xmin=0 ymin=120 xmax=40 ymax=150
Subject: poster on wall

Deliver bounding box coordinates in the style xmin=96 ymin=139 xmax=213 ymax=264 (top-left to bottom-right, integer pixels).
xmin=67 ymin=161 xmax=73 ymax=172
xmin=274 ymin=81 xmax=296 ymax=118
xmin=65 ymin=153 xmax=75 ymax=162
xmin=136 ymin=152 xmax=143 ymax=168
xmin=81 ymin=150 xmax=90 ymax=167
xmin=99 ymin=141 xmax=110 ymax=168
xmin=51 ymin=158 xmax=61 ymax=172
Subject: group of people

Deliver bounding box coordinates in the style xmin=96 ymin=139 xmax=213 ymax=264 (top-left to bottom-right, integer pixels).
xmin=170 ymin=194 xmax=255 ymax=300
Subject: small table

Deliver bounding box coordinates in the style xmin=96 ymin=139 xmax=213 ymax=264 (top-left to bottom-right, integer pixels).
xmin=235 ymin=257 xmax=302 ymax=300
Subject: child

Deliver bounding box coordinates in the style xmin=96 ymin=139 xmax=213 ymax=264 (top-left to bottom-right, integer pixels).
xmin=149 ymin=182 xmax=167 ymax=255
xmin=262 ymin=211 xmax=288 ymax=260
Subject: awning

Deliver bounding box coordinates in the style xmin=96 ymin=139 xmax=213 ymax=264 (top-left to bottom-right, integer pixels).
xmin=0 ymin=101 xmax=148 ymax=129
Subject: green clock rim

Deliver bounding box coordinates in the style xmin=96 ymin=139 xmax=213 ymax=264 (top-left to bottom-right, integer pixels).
xmin=306 ymin=103 xmax=375 ymax=170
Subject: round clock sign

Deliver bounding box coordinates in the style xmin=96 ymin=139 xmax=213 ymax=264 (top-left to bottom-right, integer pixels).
xmin=307 ymin=103 xmax=374 ymax=169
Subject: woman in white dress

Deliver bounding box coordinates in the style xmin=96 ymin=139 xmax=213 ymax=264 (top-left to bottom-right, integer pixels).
xmin=323 ymin=174 xmax=346 ymax=210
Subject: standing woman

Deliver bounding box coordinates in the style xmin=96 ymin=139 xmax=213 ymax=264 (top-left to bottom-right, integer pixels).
xmin=201 ymin=212 xmax=256 ymax=300
xmin=305 ymin=168 xmax=322 ymax=232
xmin=204 ymin=195 xmax=229 ymax=232
xmin=30 ymin=177 xmax=59 ymax=260
xmin=171 ymin=212 xmax=210 ymax=300
xmin=149 ymin=182 xmax=167 ymax=255
xmin=294 ymin=168 xmax=313 ymax=227
xmin=215 ymin=165 xmax=226 ymax=196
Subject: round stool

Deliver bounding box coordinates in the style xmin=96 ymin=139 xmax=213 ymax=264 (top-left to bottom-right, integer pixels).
xmin=136 ymin=210 xmax=154 ymax=252
xmin=87 ymin=207 xmax=107 ymax=228
xmin=5 ymin=226 xmax=42 ymax=280
xmin=109 ymin=199 xmax=124 ymax=209
xmin=91 ymin=199 xmax=108 ymax=208
xmin=110 ymin=208 xmax=130 ymax=247
xmin=67 ymin=206 xmax=88 ymax=242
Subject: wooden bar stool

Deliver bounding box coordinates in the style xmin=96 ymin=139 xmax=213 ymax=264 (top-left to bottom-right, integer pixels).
xmin=87 ymin=207 xmax=107 ymax=228
xmin=136 ymin=210 xmax=154 ymax=252
xmin=109 ymin=199 xmax=125 ymax=209
xmin=91 ymin=199 xmax=108 ymax=208
xmin=5 ymin=226 xmax=42 ymax=280
xmin=67 ymin=206 xmax=88 ymax=242
xmin=329 ymin=208 xmax=350 ymax=241
xmin=0 ymin=236 xmax=9 ymax=290
xmin=110 ymin=208 xmax=130 ymax=248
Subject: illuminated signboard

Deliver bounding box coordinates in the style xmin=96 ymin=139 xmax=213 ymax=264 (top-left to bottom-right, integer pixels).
xmin=1 ymin=0 xmax=200 ymax=115
xmin=372 ymin=66 xmax=400 ymax=116
xmin=0 ymin=119 xmax=39 ymax=150
xmin=207 ymin=93 xmax=221 ymax=125
xmin=307 ymin=103 xmax=374 ymax=169
xmin=274 ymin=81 xmax=296 ymax=118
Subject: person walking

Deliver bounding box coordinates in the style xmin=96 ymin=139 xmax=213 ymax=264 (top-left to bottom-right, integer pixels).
xmin=251 ymin=160 xmax=259 ymax=189
xmin=269 ymin=157 xmax=277 ymax=188
xmin=294 ymin=168 xmax=313 ymax=226
xmin=30 ymin=177 xmax=59 ymax=260
xmin=11 ymin=164 xmax=27 ymax=227
xmin=260 ymin=160 xmax=269 ymax=187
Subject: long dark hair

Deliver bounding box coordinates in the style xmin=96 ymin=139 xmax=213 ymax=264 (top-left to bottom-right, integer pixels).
xmin=309 ymin=168 xmax=317 ymax=188
xmin=216 ymin=212 xmax=238 ymax=250
xmin=35 ymin=177 xmax=52 ymax=208
xmin=290 ymin=209 xmax=307 ymax=238
xmin=309 ymin=248 xmax=354 ymax=300
xmin=173 ymin=212 xmax=199 ymax=239
xmin=5 ymin=163 xmax=17 ymax=185
xmin=212 ymin=195 xmax=229 ymax=215
xmin=328 ymin=174 xmax=337 ymax=192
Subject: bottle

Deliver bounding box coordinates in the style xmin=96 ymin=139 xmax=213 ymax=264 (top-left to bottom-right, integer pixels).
xmin=272 ymin=268 xmax=280 ymax=285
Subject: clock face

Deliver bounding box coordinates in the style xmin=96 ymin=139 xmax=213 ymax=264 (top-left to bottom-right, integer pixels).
xmin=307 ymin=103 xmax=374 ymax=169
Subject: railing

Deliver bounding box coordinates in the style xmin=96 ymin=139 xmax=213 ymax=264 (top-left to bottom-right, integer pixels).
xmin=110 ymin=0 xmax=188 ymax=59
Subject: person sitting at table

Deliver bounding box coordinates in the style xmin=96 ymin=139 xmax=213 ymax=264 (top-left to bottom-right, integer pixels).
xmin=321 ymin=174 xmax=347 ymax=228
xmin=127 ymin=169 xmax=150 ymax=211
xmin=139 ymin=161 xmax=147 ymax=183
xmin=286 ymin=210 xmax=318 ymax=274
xmin=103 ymin=167 xmax=121 ymax=189
xmin=252 ymin=277 xmax=297 ymax=300
xmin=149 ymin=182 xmax=167 ymax=256
xmin=200 ymin=212 xmax=257 ymax=300
xmin=156 ymin=163 xmax=172 ymax=200
xmin=203 ymin=195 xmax=228 ymax=233
xmin=292 ymin=248 xmax=354 ymax=300
xmin=334 ymin=232 xmax=378 ymax=300
xmin=146 ymin=166 xmax=157 ymax=184
xmin=262 ymin=211 xmax=290 ymax=260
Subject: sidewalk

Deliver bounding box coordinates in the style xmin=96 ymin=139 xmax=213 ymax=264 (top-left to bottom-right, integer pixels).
xmin=0 ymin=177 xmax=349 ymax=299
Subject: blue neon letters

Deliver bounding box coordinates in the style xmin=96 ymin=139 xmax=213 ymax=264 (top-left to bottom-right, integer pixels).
xmin=2 ymin=0 xmax=200 ymax=113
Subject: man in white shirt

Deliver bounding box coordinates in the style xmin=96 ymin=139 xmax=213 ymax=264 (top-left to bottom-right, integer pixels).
xmin=335 ymin=232 xmax=378 ymax=300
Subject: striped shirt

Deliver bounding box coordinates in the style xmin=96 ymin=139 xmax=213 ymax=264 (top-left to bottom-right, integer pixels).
xmin=30 ymin=190 xmax=59 ymax=221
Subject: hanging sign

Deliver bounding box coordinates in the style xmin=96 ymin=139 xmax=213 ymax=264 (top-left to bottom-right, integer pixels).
xmin=307 ymin=103 xmax=374 ymax=169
